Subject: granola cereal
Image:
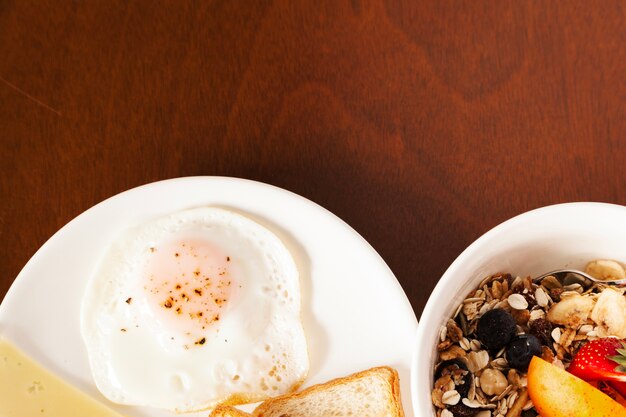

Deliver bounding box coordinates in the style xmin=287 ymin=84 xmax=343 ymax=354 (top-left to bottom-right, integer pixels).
xmin=431 ymin=259 xmax=626 ymax=417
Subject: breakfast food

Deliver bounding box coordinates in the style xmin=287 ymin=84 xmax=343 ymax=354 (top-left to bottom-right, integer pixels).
xmin=81 ymin=207 xmax=309 ymax=412
xmin=431 ymin=259 xmax=626 ymax=416
xmin=0 ymin=339 xmax=126 ymax=417
xmin=527 ymin=357 xmax=626 ymax=417
xmin=210 ymin=366 xmax=405 ymax=417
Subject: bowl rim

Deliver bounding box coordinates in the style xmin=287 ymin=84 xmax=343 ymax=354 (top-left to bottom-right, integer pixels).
xmin=410 ymin=201 xmax=626 ymax=416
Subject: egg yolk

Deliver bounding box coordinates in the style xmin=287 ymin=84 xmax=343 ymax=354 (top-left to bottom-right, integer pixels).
xmin=142 ymin=238 xmax=234 ymax=344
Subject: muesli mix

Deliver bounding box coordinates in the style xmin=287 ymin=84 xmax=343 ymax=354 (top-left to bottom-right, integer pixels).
xmin=431 ymin=259 xmax=626 ymax=417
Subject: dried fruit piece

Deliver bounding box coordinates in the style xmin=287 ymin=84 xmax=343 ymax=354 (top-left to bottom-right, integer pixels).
xmin=447 ymin=403 xmax=480 ymax=417
xmin=586 ymin=259 xmax=626 ymax=281
xmin=476 ymin=308 xmax=516 ymax=351
xmin=590 ymin=288 xmax=626 ymax=338
xmin=546 ymin=293 xmax=595 ymax=328
xmin=529 ymin=318 xmax=553 ymax=346
xmin=568 ymin=338 xmax=626 ymax=383
xmin=527 ymin=356 xmax=626 ymax=417
xmin=511 ymin=309 xmax=530 ymax=326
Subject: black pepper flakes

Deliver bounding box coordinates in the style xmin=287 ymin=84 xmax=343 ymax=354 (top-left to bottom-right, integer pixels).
xmin=125 ymin=297 xmax=132 ymax=304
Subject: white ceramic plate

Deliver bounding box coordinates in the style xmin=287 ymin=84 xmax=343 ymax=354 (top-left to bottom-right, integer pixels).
xmin=0 ymin=177 xmax=418 ymax=417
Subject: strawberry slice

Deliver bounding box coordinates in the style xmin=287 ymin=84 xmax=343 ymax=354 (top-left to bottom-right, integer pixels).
xmin=569 ymin=338 xmax=626 ymax=383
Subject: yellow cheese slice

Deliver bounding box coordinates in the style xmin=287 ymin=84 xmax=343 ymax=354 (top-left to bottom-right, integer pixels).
xmin=0 ymin=338 xmax=126 ymax=417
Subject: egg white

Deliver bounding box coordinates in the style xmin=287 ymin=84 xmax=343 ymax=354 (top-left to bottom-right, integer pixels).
xmin=80 ymin=207 xmax=309 ymax=412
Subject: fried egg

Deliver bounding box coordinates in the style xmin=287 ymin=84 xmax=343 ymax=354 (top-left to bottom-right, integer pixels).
xmin=80 ymin=207 xmax=308 ymax=412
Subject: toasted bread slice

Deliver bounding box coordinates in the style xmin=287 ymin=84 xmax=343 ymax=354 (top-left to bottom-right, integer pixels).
xmin=251 ymin=366 xmax=404 ymax=417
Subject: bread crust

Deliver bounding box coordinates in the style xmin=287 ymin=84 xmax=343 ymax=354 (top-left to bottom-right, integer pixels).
xmin=211 ymin=405 xmax=252 ymax=417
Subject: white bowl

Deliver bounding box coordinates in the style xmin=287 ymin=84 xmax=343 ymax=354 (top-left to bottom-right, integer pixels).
xmin=411 ymin=202 xmax=626 ymax=417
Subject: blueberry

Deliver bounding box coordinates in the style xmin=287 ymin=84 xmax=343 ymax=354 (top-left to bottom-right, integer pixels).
xmin=506 ymin=334 xmax=542 ymax=371
xmin=476 ymin=309 xmax=516 ymax=351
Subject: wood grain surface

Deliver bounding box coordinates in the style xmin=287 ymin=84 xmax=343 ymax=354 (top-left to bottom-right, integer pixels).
xmin=1 ymin=1 xmax=626 ymax=318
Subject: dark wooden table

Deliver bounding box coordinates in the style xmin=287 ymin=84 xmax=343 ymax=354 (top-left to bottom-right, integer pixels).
xmin=1 ymin=1 xmax=626 ymax=318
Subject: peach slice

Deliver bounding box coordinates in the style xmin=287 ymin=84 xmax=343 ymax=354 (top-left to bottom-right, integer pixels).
xmin=527 ymin=356 xmax=626 ymax=417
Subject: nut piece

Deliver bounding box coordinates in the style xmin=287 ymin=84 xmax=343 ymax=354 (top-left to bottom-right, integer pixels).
xmin=534 ymin=287 xmax=549 ymax=308
xmin=585 ymin=259 xmax=626 ymax=281
xmin=547 ymin=293 xmax=595 ymax=328
xmin=479 ymin=368 xmax=508 ymax=396
xmin=508 ymin=294 xmax=529 ymax=310
xmin=590 ymin=288 xmax=626 ymax=338
xmin=529 ymin=309 xmax=546 ymax=323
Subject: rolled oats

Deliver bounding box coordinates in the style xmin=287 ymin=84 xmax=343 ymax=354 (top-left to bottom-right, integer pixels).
xmin=440 ymin=409 xmax=453 ymax=417
xmin=442 ymin=390 xmax=461 ymax=405
xmin=559 ymin=328 xmax=576 ymax=350
xmin=470 ymin=339 xmax=482 ymax=351
xmin=467 ymin=350 xmax=489 ymax=373
xmin=459 ymin=337 xmax=471 ymax=351
xmin=491 ymin=357 xmax=509 ymax=370
xmin=463 ymin=398 xmax=486 ymax=408
xmin=439 ymin=325 xmax=447 ymax=342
